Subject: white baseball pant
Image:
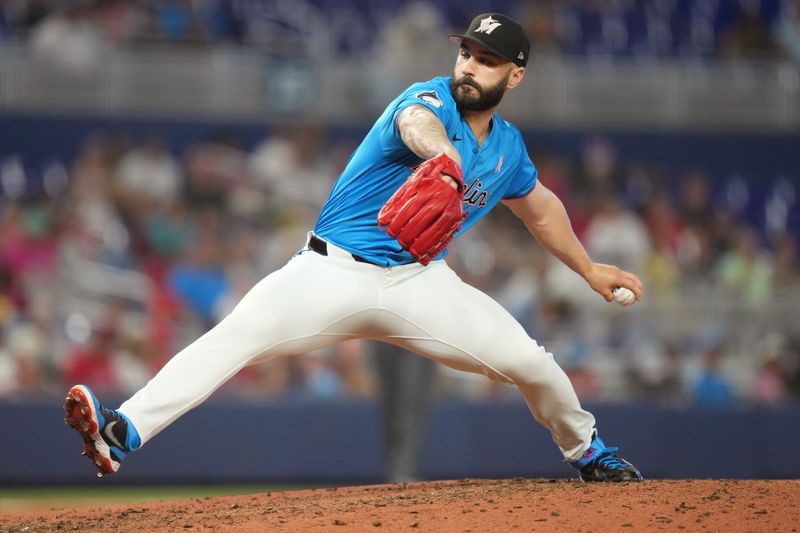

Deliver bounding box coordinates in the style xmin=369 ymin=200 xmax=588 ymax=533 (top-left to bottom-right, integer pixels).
xmin=119 ymin=235 xmax=596 ymax=461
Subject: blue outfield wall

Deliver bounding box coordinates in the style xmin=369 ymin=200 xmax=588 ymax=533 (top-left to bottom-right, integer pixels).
xmin=1 ymin=400 xmax=798 ymax=485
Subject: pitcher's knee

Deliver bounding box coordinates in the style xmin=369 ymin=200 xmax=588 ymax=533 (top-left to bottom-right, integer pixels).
xmin=493 ymin=343 xmax=556 ymax=385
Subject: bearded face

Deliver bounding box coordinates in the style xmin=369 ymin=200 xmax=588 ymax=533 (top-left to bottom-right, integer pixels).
xmin=449 ymin=72 xmax=509 ymax=113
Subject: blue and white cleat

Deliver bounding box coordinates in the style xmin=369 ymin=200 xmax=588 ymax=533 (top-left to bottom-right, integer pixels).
xmin=571 ymin=432 xmax=644 ymax=482
xmin=63 ymin=385 xmax=140 ymax=477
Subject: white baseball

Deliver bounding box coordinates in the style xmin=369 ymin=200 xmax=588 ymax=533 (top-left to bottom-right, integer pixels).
xmin=612 ymin=287 xmax=636 ymax=306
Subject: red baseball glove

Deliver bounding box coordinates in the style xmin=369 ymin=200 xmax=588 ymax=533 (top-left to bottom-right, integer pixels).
xmin=378 ymin=153 xmax=465 ymax=265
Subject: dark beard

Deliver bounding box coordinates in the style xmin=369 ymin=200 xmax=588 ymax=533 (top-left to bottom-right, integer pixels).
xmin=450 ymin=74 xmax=508 ymax=112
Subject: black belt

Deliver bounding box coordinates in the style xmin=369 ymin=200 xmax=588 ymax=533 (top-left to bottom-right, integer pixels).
xmin=308 ymin=235 xmax=377 ymax=265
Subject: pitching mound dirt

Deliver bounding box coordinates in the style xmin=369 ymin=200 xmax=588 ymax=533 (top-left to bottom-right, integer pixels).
xmin=2 ymin=479 xmax=798 ymax=532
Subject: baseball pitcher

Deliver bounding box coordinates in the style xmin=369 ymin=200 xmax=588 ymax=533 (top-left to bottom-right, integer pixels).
xmin=65 ymin=13 xmax=644 ymax=482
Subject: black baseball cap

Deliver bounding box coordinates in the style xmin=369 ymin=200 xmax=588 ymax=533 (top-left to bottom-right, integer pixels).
xmin=449 ymin=13 xmax=530 ymax=67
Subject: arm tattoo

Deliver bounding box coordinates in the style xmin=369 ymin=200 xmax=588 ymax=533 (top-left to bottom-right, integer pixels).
xmin=397 ymin=105 xmax=459 ymax=164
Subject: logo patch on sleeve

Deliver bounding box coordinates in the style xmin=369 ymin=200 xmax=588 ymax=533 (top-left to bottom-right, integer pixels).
xmin=415 ymin=90 xmax=443 ymax=108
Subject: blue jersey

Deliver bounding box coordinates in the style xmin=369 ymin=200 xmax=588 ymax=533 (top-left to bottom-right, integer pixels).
xmin=314 ymin=76 xmax=538 ymax=266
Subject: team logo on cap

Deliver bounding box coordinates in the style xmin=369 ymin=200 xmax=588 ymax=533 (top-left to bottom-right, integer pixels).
xmin=475 ymin=16 xmax=502 ymax=35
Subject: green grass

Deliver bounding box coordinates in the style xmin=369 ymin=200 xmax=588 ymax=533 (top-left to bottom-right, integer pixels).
xmin=0 ymin=485 xmax=301 ymax=513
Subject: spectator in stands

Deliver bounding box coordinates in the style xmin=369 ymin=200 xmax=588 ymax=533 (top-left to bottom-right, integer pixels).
xmin=296 ymin=349 xmax=343 ymax=400
xmin=0 ymin=203 xmax=59 ymax=279
xmin=559 ymin=341 xmax=600 ymax=402
xmin=115 ymin=136 xmax=183 ymax=214
xmin=248 ymin=123 xmax=335 ymax=214
xmin=215 ymin=222 xmax=264 ymax=319
xmin=642 ymin=192 xmax=683 ymax=297
xmin=718 ymin=2 xmax=782 ymax=59
xmin=249 ymin=356 xmax=295 ymax=401
xmin=0 ymin=321 xmax=47 ymax=397
xmin=674 ymin=225 xmax=714 ymax=284
xmin=584 ymin=192 xmax=651 ymax=274
xmin=67 ymin=136 xmax=131 ymax=265
xmin=0 ymin=266 xmax=27 ymax=324
xmin=622 ymin=162 xmax=663 ymax=215
xmin=335 ymin=340 xmax=375 ymax=398
xmin=645 ymin=243 xmax=681 ymax=298
xmin=62 ymin=321 xmax=120 ymax=394
xmin=30 ymin=3 xmax=105 ymax=77
xmin=154 ymin=0 xmax=205 ymax=43
xmin=707 ymin=208 xmax=740 ymax=263
xmin=183 ymin=132 xmax=249 ymax=214
xmin=643 ymin=190 xmax=684 ymax=252
xmin=627 ymin=341 xmax=684 ymax=406
xmin=768 ymin=232 xmax=800 ymax=341
xmin=112 ymin=320 xmax=159 ymax=395
xmin=204 ymin=0 xmax=244 ymax=43
xmin=186 ymin=133 xmax=258 ymax=219
xmin=373 ymin=2 xmax=450 ymax=92
xmin=715 ymin=226 xmax=773 ymax=309
xmin=96 ymin=0 xmax=148 ymax=44
xmin=679 ymin=170 xmax=714 ymax=228
xmin=167 ymin=230 xmax=230 ymax=329
xmin=575 ymin=135 xmax=621 ymax=197
xmin=773 ymin=232 xmax=800 ymax=286
xmin=784 ymin=338 xmax=800 ymax=399
xmin=142 ymin=203 xmax=192 ymax=262
xmin=533 ymin=151 xmax=575 ymax=222
xmin=752 ymin=334 xmax=789 ymax=405
xmin=692 ymin=341 xmax=735 ymax=408
xmin=9 ymin=1 xmax=51 ymax=38
xmin=0 ymin=330 xmax=12 ymax=397
xmin=0 ymin=5 xmax=8 ymax=41
xmin=778 ymin=0 xmax=800 ymax=66
xmin=520 ymin=1 xmax=563 ymax=55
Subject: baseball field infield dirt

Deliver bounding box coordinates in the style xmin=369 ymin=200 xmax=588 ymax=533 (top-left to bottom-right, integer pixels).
xmin=1 ymin=479 xmax=797 ymax=532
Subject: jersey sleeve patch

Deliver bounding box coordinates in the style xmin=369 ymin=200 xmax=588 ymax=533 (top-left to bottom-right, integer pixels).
xmin=414 ymin=90 xmax=443 ymax=108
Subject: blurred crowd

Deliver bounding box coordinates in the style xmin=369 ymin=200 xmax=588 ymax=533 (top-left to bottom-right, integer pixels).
xmin=0 ymin=0 xmax=798 ymax=409
xmin=0 ymin=124 xmax=798 ymax=408
xmin=1 ymin=0 xmax=799 ymax=65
